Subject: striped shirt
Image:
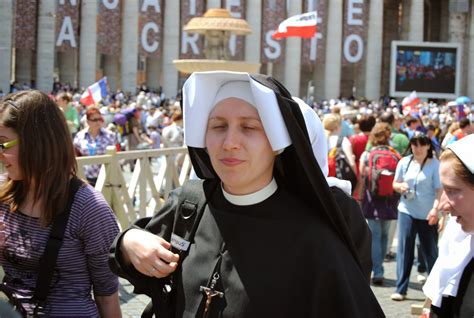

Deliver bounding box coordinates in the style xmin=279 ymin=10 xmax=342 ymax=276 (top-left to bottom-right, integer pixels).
xmin=0 ymin=184 xmax=120 ymax=317
xmin=74 ymin=128 xmax=116 ymax=179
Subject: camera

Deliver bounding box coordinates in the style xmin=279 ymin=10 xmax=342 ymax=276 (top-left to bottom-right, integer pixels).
xmin=403 ymin=189 xmax=416 ymax=201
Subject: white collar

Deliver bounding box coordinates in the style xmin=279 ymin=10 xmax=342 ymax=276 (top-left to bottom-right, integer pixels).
xmin=222 ymin=178 xmax=278 ymax=206
xmin=423 ymin=217 xmax=474 ymax=307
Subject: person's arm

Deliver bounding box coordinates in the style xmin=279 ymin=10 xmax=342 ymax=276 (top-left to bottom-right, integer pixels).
xmin=392 ymin=159 xmax=409 ymax=194
xmin=95 ymin=292 xmax=121 ymax=318
xmin=427 ymin=188 xmax=442 ymax=226
xmin=341 ymin=137 xmax=357 ymax=171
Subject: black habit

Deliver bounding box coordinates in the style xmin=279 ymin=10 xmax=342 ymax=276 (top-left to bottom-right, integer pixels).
xmin=109 ymin=73 xmax=384 ymax=317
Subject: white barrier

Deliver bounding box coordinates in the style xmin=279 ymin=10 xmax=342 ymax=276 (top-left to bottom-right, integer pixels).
xmin=76 ymin=146 xmax=192 ymax=229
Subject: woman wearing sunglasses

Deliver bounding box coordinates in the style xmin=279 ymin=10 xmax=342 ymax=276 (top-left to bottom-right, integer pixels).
xmin=73 ymin=107 xmax=116 ymax=187
xmin=0 ymin=91 xmax=121 ymax=317
xmin=391 ymin=132 xmax=443 ymax=301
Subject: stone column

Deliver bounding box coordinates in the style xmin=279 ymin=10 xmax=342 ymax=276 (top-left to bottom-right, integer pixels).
xmin=408 ymin=0 xmax=424 ymax=41
xmin=207 ymin=0 xmax=221 ymax=9
xmin=364 ymin=0 xmax=383 ymax=100
xmin=439 ymin=0 xmax=450 ymax=42
xmin=103 ymin=55 xmax=119 ymax=91
xmin=284 ymin=0 xmax=302 ymax=97
xmin=58 ymin=52 xmax=77 ymax=86
xmin=449 ymin=11 xmax=468 ymax=95
xmin=245 ymin=0 xmax=261 ymax=66
xmin=324 ymin=0 xmax=343 ymax=99
xmin=121 ymin=0 xmax=138 ymax=94
xmin=162 ymin=0 xmax=180 ymax=99
xmin=36 ymin=0 xmax=56 ymax=93
xmin=468 ymin=3 xmax=474 ymax=98
xmin=0 ymin=0 xmax=13 ymax=94
xmin=15 ymin=50 xmax=33 ymax=86
xmin=146 ymin=57 xmax=161 ymax=91
xmin=79 ymin=0 xmax=97 ymax=88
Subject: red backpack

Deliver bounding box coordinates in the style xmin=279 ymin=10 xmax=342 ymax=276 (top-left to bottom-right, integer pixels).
xmin=367 ymin=146 xmax=401 ymax=198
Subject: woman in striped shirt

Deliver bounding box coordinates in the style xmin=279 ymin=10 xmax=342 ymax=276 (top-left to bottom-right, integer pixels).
xmin=0 ymin=90 xmax=121 ymax=317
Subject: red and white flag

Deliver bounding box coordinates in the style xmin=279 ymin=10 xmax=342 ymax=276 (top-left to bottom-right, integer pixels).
xmin=402 ymin=91 xmax=420 ymax=115
xmin=272 ymin=11 xmax=318 ymax=40
xmin=80 ymin=77 xmax=108 ymax=106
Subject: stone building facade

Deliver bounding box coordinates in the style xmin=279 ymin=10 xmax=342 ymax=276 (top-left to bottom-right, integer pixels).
xmin=0 ymin=0 xmax=473 ymax=101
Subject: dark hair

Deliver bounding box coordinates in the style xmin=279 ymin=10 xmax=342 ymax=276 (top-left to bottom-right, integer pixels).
xmin=406 ymin=116 xmax=418 ymax=126
xmin=56 ymin=92 xmax=72 ymax=103
xmin=86 ymin=106 xmax=102 ymax=120
xmin=358 ymin=115 xmax=376 ymax=133
xmin=172 ymin=111 xmax=183 ymax=122
xmin=0 ymin=90 xmax=77 ymax=226
xmin=404 ymin=132 xmax=434 ymax=158
xmin=369 ymin=123 xmax=391 ymax=146
xmin=380 ymin=112 xmax=394 ymax=125
xmin=459 ymin=118 xmax=470 ymax=129
xmin=440 ymin=149 xmax=474 ymax=189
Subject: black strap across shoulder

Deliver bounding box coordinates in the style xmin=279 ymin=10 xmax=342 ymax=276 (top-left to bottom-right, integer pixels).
xmin=33 ymin=177 xmax=84 ymax=305
xmin=143 ymin=179 xmax=215 ymax=318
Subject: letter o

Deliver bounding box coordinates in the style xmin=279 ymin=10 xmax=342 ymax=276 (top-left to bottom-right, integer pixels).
xmin=343 ymin=34 xmax=364 ymax=63
xmin=102 ymin=0 xmax=119 ymax=9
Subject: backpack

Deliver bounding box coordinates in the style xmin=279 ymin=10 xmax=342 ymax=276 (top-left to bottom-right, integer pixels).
xmin=113 ymin=109 xmax=136 ymax=136
xmin=142 ymin=179 xmax=216 ymax=318
xmin=328 ymin=136 xmax=357 ymax=192
xmin=367 ymin=146 xmax=401 ymax=198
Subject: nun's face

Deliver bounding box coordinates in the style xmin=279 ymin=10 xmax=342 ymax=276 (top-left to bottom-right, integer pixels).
xmin=206 ymin=98 xmax=275 ymax=195
xmin=439 ymin=159 xmax=474 ymax=233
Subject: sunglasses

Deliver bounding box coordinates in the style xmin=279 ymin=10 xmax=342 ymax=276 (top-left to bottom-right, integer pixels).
xmin=88 ymin=117 xmax=103 ymax=122
xmin=0 ymin=139 xmax=19 ymax=153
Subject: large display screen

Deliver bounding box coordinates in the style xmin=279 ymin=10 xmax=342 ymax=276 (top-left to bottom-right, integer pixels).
xmin=390 ymin=41 xmax=461 ymax=99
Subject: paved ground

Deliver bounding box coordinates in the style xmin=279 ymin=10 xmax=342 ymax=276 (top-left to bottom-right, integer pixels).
xmin=118 ymin=255 xmax=427 ymax=317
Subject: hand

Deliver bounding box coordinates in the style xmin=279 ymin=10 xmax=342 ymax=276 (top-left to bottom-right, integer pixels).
xmin=122 ymin=229 xmax=179 ymax=278
xmin=426 ymin=208 xmax=438 ymax=226
xmin=399 ymin=182 xmax=410 ymax=194
xmin=437 ymin=213 xmax=447 ymax=233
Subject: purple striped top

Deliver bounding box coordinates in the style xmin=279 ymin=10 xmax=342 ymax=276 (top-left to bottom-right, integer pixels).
xmin=0 ymin=184 xmax=120 ymax=317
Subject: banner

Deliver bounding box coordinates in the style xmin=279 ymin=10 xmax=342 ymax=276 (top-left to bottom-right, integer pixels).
xmin=56 ymin=0 xmax=80 ymax=52
xmin=97 ymin=0 xmax=121 ymax=56
xmin=180 ymin=0 xmax=206 ymax=59
xmin=139 ymin=0 xmax=164 ymax=57
xmin=261 ymin=0 xmax=286 ymax=63
xmin=223 ymin=0 xmax=246 ymax=61
xmin=342 ymin=0 xmax=367 ymax=65
xmin=301 ymin=0 xmax=326 ymax=65
xmin=14 ymin=0 xmax=37 ymax=50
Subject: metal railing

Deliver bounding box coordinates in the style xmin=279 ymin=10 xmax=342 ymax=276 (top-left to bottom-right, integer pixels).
xmin=76 ymin=146 xmax=192 ymax=229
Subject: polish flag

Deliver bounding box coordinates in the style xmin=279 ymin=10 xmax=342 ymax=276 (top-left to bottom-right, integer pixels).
xmin=80 ymin=77 xmax=108 ymax=106
xmin=272 ymin=11 xmax=318 ymax=40
xmin=401 ymin=91 xmax=421 ymax=115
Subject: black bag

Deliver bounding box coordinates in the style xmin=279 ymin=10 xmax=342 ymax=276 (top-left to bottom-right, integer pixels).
xmin=0 ymin=177 xmax=83 ymax=317
xmin=141 ymin=179 xmax=211 ymax=318
xmin=332 ymin=136 xmax=357 ymax=193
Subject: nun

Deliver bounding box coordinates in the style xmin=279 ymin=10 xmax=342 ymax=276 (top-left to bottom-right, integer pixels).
xmin=423 ymin=134 xmax=474 ymax=317
xmin=110 ymin=72 xmax=384 ymax=317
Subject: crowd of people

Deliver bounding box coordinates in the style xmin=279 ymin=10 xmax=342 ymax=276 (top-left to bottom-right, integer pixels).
xmin=0 ymin=74 xmax=472 ymax=317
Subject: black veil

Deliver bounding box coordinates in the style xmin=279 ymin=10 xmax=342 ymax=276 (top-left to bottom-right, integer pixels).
xmin=185 ymin=74 xmax=362 ymax=273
